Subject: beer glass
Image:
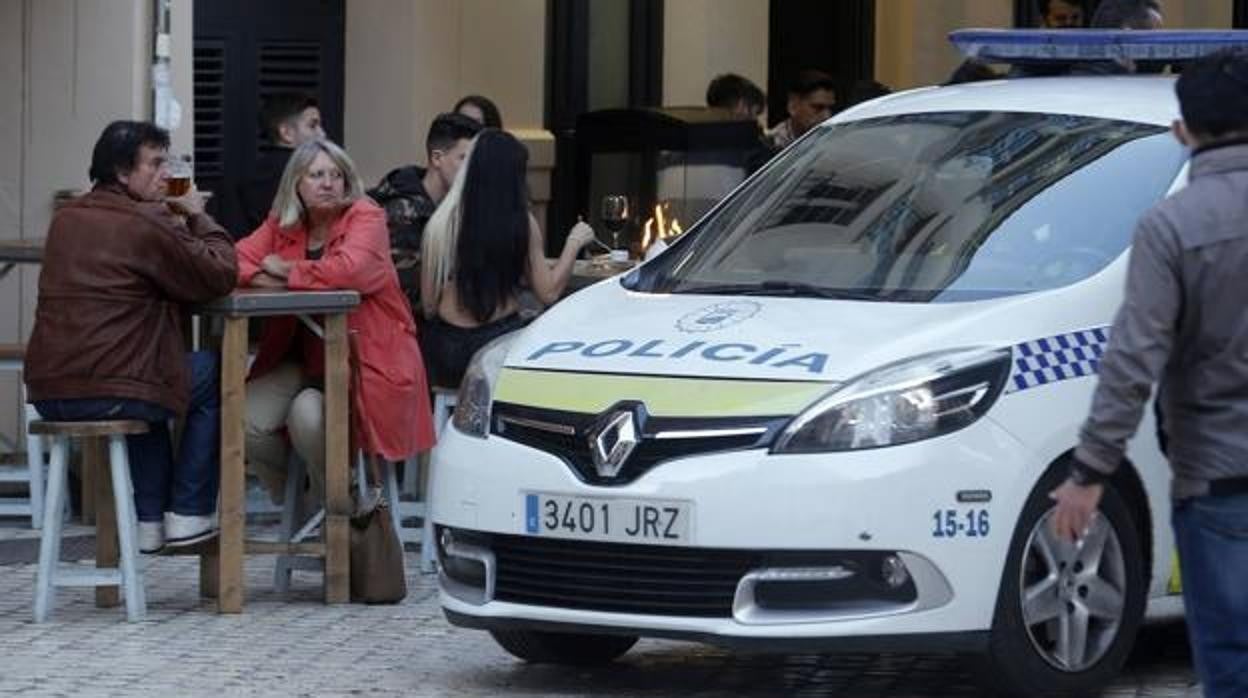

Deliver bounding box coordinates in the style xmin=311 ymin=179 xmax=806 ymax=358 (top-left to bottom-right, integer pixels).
xmin=167 ymin=154 xmax=193 ymax=197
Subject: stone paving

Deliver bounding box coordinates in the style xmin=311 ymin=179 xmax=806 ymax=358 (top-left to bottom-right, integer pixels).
xmin=0 ymin=538 xmax=1204 ymax=698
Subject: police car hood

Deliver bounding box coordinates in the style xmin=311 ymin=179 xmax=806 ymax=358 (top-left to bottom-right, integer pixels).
xmin=506 ymin=280 xmax=1032 ymax=384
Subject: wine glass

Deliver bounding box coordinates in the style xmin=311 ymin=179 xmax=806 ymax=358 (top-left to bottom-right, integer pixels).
xmin=601 ymin=195 xmax=629 ymax=251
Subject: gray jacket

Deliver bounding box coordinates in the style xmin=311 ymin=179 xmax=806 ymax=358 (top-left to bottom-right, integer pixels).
xmin=1076 ymin=142 xmax=1248 ymax=500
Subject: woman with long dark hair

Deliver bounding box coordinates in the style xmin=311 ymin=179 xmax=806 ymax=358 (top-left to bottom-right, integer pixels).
xmin=420 ymin=129 xmax=594 ymax=387
xmin=454 ymin=94 xmax=503 ymax=129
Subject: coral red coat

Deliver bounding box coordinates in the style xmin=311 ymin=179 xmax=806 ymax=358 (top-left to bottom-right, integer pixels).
xmin=235 ymin=199 xmax=435 ymax=459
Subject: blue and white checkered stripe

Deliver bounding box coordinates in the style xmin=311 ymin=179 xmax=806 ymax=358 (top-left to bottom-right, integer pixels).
xmin=1006 ymin=327 xmax=1110 ymax=393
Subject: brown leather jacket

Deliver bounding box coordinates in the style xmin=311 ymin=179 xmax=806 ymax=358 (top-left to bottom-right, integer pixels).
xmin=25 ymin=185 xmax=238 ymax=414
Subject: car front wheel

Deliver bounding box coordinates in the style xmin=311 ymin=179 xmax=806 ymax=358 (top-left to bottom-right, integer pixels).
xmin=975 ymin=468 xmax=1147 ymax=698
xmin=490 ymin=629 xmax=639 ymax=665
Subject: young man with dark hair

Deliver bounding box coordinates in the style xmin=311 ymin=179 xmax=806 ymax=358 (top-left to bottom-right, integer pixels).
xmin=1090 ymin=0 xmax=1163 ymax=30
xmin=706 ymin=73 xmax=766 ymax=120
xmin=764 ymin=69 xmax=837 ymax=150
xmin=1050 ymin=48 xmax=1248 ymax=697
xmin=25 ymin=120 xmax=237 ymax=554
xmin=1037 ymin=0 xmax=1085 ymax=28
xmin=368 ymin=112 xmax=483 ymax=311
xmin=1066 ymin=0 xmax=1165 ymax=75
xmin=235 ymin=91 xmax=326 ymax=237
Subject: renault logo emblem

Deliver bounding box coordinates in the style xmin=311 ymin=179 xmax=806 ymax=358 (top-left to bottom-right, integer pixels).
xmin=589 ymin=408 xmax=641 ymax=479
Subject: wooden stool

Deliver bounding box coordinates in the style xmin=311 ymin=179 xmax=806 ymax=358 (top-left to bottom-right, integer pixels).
xmin=31 ymin=420 xmax=149 ymax=622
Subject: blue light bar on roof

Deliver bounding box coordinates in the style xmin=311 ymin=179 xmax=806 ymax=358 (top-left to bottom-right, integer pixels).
xmin=950 ymin=29 xmax=1248 ymax=63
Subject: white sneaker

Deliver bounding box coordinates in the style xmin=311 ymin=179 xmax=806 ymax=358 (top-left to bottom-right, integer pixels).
xmin=164 ymin=512 xmax=219 ymax=548
xmin=138 ymin=521 xmax=165 ymax=554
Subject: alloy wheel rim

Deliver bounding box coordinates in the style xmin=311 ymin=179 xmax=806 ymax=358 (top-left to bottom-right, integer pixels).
xmin=1019 ymin=509 xmax=1127 ymax=672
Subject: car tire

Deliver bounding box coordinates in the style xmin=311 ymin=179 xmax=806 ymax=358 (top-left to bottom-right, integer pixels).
xmin=490 ymin=629 xmax=639 ymax=665
xmin=973 ymin=468 xmax=1147 ymax=698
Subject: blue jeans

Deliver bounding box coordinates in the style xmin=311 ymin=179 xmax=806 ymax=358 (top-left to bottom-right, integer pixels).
xmin=34 ymin=351 xmax=220 ymax=522
xmin=1172 ymin=493 xmax=1248 ymax=698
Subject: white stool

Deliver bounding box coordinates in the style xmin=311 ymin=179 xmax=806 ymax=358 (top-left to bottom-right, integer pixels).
xmin=399 ymin=387 xmax=456 ymax=573
xmin=31 ymin=420 xmax=149 ymax=623
xmin=0 ymin=346 xmax=48 ymax=529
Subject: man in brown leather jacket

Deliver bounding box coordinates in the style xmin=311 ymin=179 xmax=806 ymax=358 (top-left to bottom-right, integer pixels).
xmin=25 ymin=121 xmax=237 ymax=553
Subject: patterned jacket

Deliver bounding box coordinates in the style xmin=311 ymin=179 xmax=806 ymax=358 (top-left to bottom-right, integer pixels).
xmin=367 ymin=165 xmax=436 ymax=311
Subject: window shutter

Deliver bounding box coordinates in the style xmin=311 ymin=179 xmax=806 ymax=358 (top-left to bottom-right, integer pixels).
xmin=192 ymin=38 xmax=227 ymax=180
xmin=255 ymin=40 xmax=323 ymax=143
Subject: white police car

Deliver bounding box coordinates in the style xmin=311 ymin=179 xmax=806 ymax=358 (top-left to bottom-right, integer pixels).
xmin=431 ymin=30 xmax=1246 ymax=698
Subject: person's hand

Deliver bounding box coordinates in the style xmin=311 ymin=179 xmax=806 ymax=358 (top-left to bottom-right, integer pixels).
xmin=166 ymin=186 xmax=206 ymax=217
xmin=261 ymin=254 xmax=293 ymax=279
xmin=566 ymin=220 xmax=596 ymax=251
xmin=249 ymin=271 xmax=287 ymax=289
xmin=1049 ymin=478 xmax=1104 ymax=543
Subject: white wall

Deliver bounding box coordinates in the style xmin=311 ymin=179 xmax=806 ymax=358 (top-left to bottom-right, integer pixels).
xmin=662 ymin=0 xmax=769 ymax=108
xmin=344 ymin=0 xmax=547 ymax=184
xmin=875 ymin=0 xmax=1013 ymax=91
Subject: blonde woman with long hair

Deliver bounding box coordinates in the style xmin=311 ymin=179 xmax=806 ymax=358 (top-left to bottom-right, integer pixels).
xmin=420 ymin=129 xmax=595 ymax=387
xmin=235 ymin=139 xmax=435 ymax=501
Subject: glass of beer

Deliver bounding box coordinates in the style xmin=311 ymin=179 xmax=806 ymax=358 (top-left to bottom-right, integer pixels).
xmin=167 ymin=154 xmax=193 ymax=197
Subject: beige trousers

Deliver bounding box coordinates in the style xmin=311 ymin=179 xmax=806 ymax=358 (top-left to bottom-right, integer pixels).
xmin=245 ymin=362 xmax=326 ymax=501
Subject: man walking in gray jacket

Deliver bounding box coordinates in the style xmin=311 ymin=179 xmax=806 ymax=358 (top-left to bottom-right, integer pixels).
xmin=1051 ymin=49 xmax=1248 ymax=697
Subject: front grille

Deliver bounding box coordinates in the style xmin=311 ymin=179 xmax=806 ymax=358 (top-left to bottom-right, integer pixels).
xmin=488 ymin=532 xmax=759 ymax=617
xmin=491 ymin=402 xmax=787 ymax=485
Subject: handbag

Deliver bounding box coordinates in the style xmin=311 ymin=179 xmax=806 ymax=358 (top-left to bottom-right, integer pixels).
xmin=347 ymin=332 xmax=408 ymax=604
xmin=349 ymin=478 xmax=407 ymax=604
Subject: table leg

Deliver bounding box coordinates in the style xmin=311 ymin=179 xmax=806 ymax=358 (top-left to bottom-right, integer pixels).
xmin=216 ymin=316 xmax=247 ymax=613
xmin=323 ymin=313 xmax=350 ymax=603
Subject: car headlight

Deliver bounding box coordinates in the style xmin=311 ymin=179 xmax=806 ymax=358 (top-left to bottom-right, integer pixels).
xmin=451 ymin=332 xmax=520 ymax=438
xmin=771 ymin=347 xmax=1012 ymax=454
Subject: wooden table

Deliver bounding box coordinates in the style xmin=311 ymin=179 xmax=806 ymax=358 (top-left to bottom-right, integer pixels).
xmin=195 ymin=288 xmax=361 ymax=612
xmin=0 ymin=238 xmax=44 ymax=280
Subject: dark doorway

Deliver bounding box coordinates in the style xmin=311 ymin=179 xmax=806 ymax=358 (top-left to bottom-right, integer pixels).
xmin=546 ymin=0 xmax=664 ymax=252
xmin=1236 ymin=1 xmax=1248 ymax=27
xmin=767 ymin=0 xmax=875 ymax=128
xmin=193 ymin=0 xmax=345 ymax=236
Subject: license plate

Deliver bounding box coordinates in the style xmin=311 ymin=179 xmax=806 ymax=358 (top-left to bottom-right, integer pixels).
xmin=522 ymin=492 xmax=692 ymax=545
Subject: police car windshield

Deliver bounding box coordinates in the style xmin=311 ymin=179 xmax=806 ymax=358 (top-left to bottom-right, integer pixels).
xmin=629 ymin=111 xmax=1185 ymax=302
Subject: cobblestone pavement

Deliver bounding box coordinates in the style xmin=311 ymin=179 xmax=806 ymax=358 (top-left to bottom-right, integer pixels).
xmin=0 ymin=547 xmax=1203 ymax=698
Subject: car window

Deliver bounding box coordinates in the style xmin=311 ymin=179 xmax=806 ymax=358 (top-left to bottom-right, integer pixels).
xmin=628 ymin=111 xmax=1186 ymax=302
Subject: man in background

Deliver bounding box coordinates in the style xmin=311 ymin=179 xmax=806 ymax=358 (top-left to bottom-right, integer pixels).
xmin=1073 ymin=0 xmax=1165 ymax=74
xmin=235 ymin=92 xmax=325 ymax=237
xmin=764 ymin=69 xmax=837 ymax=150
xmin=1091 ymin=0 xmax=1163 ymax=29
xmin=706 ymin=73 xmax=766 ymax=121
xmin=368 ymin=112 xmax=482 ymax=311
xmin=1038 ymin=0 xmax=1085 ymax=28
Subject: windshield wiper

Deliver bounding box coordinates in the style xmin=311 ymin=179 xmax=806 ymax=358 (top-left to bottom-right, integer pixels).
xmin=672 ymin=281 xmax=884 ymax=301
